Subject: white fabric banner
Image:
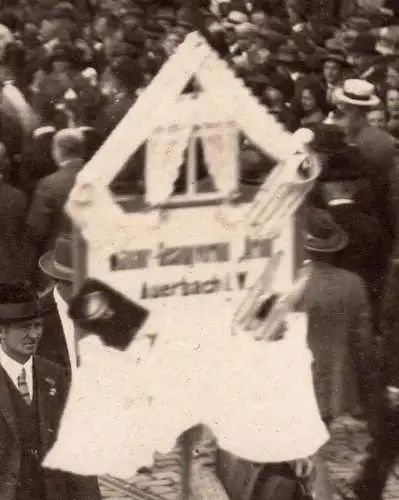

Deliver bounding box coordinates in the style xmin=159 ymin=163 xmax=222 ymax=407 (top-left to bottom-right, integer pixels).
xmin=201 ymin=124 xmax=238 ymax=197
xmin=146 ymin=125 xmax=193 ymax=206
xmin=44 ymin=311 xmax=328 ymax=477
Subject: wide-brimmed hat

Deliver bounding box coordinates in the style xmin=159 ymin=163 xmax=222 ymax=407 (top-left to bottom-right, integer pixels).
xmin=0 ymin=283 xmax=42 ymax=324
xmin=303 ymin=207 xmax=348 ymax=253
xmin=309 ymin=124 xmax=348 ymax=154
xmin=39 ymin=236 xmax=73 ymax=282
xmin=334 ymin=79 xmax=380 ymax=107
xmin=320 ymin=49 xmax=350 ymax=66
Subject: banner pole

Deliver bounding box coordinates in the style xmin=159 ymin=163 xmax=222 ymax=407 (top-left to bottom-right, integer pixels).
xmin=72 ymin=225 xmax=87 ymax=367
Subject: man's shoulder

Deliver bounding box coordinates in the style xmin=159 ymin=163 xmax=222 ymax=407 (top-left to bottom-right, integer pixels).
xmin=358 ymin=126 xmax=396 ymax=149
xmin=34 ymin=354 xmax=66 ymax=379
xmin=313 ymin=263 xmax=366 ymax=290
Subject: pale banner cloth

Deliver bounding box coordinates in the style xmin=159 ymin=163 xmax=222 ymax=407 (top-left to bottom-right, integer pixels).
xmin=201 ymin=124 xmax=238 ymax=197
xmin=146 ymin=125 xmax=193 ymax=206
xmin=44 ymin=308 xmax=328 ymax=477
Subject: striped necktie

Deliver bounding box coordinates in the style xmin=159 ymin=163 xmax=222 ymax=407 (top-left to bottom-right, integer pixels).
xmin=17 ymin=367 xmax=31 ymax=405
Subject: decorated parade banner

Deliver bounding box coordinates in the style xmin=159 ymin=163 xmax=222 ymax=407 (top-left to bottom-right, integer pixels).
xmin=44 ymin=33 xmax=329 ymax=479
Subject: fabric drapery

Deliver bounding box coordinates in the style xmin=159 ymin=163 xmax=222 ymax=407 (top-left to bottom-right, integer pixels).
xmin=200 ymin=123 xmax=238 ymax=198
xmin=146 ymin=125 xmax=193 ymax=206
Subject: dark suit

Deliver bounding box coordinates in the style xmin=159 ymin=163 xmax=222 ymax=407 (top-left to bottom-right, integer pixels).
xmin=26 ymin=158 xmax=84 ymax=249
xmin=37 ymin=288 xmax=72 ymax=382
xmin=0 ymin=181 xmax=31 ymax=283
xmin=0 ymin=355 xmax=100 ymax=500
xmin=303 ymin=261 xmax=377 ymax=421
xmin=94 ymin=93 xmax=136 ymax=142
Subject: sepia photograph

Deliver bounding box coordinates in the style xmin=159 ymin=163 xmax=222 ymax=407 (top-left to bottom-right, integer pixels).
xmin=0 ymin=0 xmax=398 ymax=499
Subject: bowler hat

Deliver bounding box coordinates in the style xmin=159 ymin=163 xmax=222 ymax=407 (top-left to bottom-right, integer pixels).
xmin=303 ymin=208 xmax=348 ymax=253
xmin=0 ymin=283 xmax=42 ymax=324
xmin=39 ymin=236 xmax=73 ymax=282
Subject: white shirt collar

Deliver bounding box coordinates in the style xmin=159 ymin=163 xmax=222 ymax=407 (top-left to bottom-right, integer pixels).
xmin=0 ymin=347 xmax=33 ymax=396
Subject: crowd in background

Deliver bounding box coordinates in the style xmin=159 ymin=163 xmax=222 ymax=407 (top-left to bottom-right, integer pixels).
xmin=1 ymin=0 xmax=399 ymax=499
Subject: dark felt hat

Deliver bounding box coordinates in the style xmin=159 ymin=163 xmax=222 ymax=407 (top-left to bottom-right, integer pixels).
xmin=303 ymin=207 xmax=348 ymax=253
xmin=349 ymin=33 xmax=378 ymax=55
xmin=0 ymin=283 xmax=42 ymax=324
xmin=309 ymin=124 xmax=348 ymax=154
xmin=39 ymin=236 xmax=73 ymax=282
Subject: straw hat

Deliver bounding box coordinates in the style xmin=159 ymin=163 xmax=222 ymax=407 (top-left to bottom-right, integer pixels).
xmin=334 ymin=79 xmax=380 ymax=107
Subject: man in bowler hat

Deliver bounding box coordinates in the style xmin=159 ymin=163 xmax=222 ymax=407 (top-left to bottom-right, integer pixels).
xmin=0 ymin=282 xmax=100 ymax=500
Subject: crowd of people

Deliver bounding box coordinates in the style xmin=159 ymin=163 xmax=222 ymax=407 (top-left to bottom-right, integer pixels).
xmin=1 ymin=0 xmax=399 ymax=499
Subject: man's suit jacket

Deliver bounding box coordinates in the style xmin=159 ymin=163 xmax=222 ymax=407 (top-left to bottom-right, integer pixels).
xmin=303 ymin=261 xmax=377 ymax=421
xmin=0 ymin=355 xmax=100 ymax=500
xmin=0 ymin=181 xmax=31 ymax=283
xmin=37 ymin=288 xmax=72 ymax=382
xmin=26 ymin=158 xmax=84 ymax=248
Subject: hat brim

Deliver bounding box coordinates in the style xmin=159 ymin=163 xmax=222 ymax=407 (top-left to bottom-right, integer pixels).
xmin=334 ymin=87 xmax=380 ymax=107
xmin=0 ymin=301 xmax=43 ymax=323
xmin=304 ymin=230 xmax=349 ymax=253
xmin=39 ymin=251 xmax=73 ymax=282
xmin=375 ymin=42 xmax=397 ymax=56
xmin=321 ymin=54 xmax=351 ymax=66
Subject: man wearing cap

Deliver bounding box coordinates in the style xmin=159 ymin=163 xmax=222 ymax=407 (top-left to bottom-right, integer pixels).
xmin=0 ymin=282 xmax=100 ymax=500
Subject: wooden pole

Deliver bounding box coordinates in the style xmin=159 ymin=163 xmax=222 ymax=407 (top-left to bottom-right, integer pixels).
xmin=72 ymin=225 xmax=87 ymax=366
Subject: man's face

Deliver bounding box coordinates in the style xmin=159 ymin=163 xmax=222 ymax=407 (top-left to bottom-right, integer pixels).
xmin=367 ymin=109 xmax=387 ymax=129
xmin=387 ymin=89 xmax=399 ymax=114
xmin=323 ymin=60 xmax=343 ymax=85
xmin=347 ymin=53 xmax=370 ymax=75
xmin=39 ymin=19 xmax=57 ymax=41
xmin=387 ymin=67 xmax=399 ymax=90
xmin=1 ymin=318 xmax=43 ymax=360
xmin=236 ymin=35 xmax=253 ymax=52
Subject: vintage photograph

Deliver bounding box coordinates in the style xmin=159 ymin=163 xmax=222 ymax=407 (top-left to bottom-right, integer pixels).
xmin=0 ymin=0 xmax=398 ymax=499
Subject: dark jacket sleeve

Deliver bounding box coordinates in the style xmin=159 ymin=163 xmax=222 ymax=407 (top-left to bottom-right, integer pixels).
xmin=380 ymin=257 xmax=399 ymax=389
xmin=26 ymin=178 xmax=55 ymax=242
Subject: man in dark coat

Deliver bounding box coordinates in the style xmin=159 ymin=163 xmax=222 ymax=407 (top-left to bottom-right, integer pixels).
xmin=37 ymin=235 xmax=75 ymax=382
xmin=354 ymin=248 xmax=399 ymax=499
xmin=0 ymin=282 xmax=100 ymax=500
xmin=0 ymin=143 xmax=31 ymax=284
xmin=26 ymin=128 xmax=86 ymax=250
xmin=335 ymin=79 xmax=397 ymax=321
